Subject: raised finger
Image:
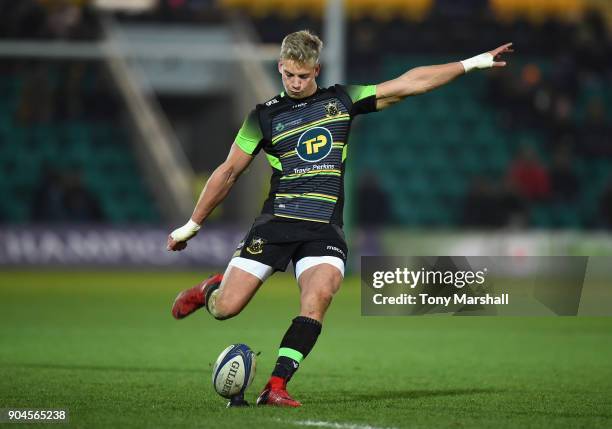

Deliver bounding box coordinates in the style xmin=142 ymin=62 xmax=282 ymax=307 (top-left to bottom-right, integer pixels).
xmin=494 ymin=43 xmax=513 ymax=54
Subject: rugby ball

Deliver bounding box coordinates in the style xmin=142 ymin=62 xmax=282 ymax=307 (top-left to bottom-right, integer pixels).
xmin=212 ymin=344 xmax=256 ymax=398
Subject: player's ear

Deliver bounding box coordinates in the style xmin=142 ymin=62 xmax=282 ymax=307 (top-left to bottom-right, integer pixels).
xmin=314 ymin=63 xmax=321 ymax=77
xmin=278 ymin=61 xmax=284 ymax=74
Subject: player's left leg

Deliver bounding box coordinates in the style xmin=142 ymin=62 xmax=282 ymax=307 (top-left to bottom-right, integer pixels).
xmin=257 ymin=259 xmax=344 ymax=407
xmin=296 ymin=261 xmax=343 ymax=321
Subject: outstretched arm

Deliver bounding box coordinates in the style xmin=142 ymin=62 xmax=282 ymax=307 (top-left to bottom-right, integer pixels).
xmin=375 ymin=43 xmax=513 ymax=111
xmin=167 ymin=143 xmax=253 ymax=251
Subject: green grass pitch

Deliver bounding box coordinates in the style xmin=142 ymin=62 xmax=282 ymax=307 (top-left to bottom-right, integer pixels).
xmin=1 ymin=271 xmax=611 ymax=428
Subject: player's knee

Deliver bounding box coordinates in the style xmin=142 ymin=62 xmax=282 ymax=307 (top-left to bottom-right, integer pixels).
xmin=304 ymin=287 xmax=334 ymax=307
xmin=322 ymin=274 xmax=343 ymax=299
xmin=322 ymin=288 xmax=336 ymax=304
xmin=210 ymin=297 xmax=242 ymax=320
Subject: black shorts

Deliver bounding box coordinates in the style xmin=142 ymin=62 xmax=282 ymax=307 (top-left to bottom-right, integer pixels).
xmin=233 ymin=214 xmax=348 ymax=273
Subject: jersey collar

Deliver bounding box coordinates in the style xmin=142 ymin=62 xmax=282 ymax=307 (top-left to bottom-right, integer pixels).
xmin=281 ymin=87 xmax=323 ymax=103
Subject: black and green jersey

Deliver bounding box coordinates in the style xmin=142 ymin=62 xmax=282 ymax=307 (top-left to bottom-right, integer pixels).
xmin=235 ymin=84 xmax=377 ymax=226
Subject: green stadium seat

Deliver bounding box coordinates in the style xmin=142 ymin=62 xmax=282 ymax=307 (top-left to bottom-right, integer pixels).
xmin=354 ymin=56 xmax=548 ymax=226
xmin=530 ymin=206 xmax=552 ymax=228
xmin=0 ymin=72 xmax=161 ymax=224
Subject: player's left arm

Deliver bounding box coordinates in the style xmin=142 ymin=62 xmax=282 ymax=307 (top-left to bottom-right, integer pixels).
xmin=375 ymin=43 xmax=513 ymax=111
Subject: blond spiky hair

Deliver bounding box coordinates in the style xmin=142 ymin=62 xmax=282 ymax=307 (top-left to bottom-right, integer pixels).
xmin=280 ymin=30 xmax=323 ymax=65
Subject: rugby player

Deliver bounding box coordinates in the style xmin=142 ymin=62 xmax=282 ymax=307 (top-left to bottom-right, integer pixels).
xmin=168 ymin=30 xmax=512 ymax=407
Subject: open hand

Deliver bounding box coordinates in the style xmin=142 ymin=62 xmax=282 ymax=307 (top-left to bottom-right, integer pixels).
xmin=488 ymin=42 xmax=514 ymax=67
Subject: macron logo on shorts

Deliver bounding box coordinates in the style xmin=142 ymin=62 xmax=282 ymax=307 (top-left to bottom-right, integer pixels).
xmin=326 ymin=245 xmax=346 ymax=259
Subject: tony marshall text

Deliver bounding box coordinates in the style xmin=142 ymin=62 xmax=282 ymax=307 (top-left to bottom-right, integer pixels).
xmin=372 ymin=293 xmax=509 ymax=305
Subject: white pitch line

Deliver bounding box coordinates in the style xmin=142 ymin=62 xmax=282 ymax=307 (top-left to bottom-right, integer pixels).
xmin=285 ymin=419 xmax=398 ymax=429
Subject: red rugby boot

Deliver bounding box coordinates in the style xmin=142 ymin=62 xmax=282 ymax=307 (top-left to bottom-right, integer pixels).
xmin=171 ymin=274 xmax=222 ymax=319
xmin=256 ymin=376 xmax=302 ymax=407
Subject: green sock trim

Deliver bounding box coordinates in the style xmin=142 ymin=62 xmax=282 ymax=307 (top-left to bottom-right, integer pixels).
xmin=278 ymin=347 xmax=304 ymax=363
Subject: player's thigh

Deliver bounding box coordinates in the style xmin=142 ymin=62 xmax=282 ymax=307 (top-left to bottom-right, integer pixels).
xmin=214 ymin=253 xmax=285 ymax=315
xmin=215 ymin=264 xmax=264 ymax=310
xmin=297 ymin=259 xmax=344 ymax=296
xmin=294 ymin=226 xmax=347 ymax=298
xmin=296 ymin=261 xmax=344 ymax=321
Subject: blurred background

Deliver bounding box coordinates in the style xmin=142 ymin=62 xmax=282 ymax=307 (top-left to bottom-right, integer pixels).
xmin=3 ymin=5 xmax=611 ymax=425
xmin=1 ymin=0 xmax=612 ymax=269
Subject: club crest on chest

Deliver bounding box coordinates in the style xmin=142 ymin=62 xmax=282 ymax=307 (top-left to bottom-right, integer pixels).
xmin=324 ymin=101 xmax=340 ymax=117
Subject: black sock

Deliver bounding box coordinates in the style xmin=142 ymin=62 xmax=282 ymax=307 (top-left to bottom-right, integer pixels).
xmin=203 ymin=279 xmax=221 ymax=315
xmin=272 ymin=316 xmax=322 ymax=382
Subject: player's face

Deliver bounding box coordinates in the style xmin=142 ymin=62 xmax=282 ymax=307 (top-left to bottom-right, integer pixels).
xmin=278 ymin=59 xmax=320 ymax=99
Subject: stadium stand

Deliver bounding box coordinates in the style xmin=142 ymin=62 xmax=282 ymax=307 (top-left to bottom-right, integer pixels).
xmin=0 ymin=60 xmax=159 ymax=224
xmin=234 ymin=1 xmax=612 ymax=229
xmin=1 ymin=0 xmax=610 ymax=229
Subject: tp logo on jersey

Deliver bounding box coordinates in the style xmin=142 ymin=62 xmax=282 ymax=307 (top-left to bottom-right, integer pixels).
xmin=296 ymin=126 xmax=333 ymax=162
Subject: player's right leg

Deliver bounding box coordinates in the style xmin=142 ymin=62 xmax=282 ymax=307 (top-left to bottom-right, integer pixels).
xmin=171 ymin=259 xmax=270 ymax=320
xmin=207 ymin=259 xmax=273 ymax=319
xmin=172 ymin=215 xmax=291 ymax=320
xmin=171 ymin=273 xmax=225 ymax=319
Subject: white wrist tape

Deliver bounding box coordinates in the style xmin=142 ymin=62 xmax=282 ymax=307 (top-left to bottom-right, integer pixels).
xmin=460 ymin=52 xmax=495 ymax=73
xmin=170 ymin=219 xmax=201 ymax=242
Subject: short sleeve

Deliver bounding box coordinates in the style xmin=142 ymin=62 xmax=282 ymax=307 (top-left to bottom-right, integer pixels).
xmin=234 ymin=109 xmax=264 ymax=155
xmin=343 ymin=84 xmax=377 ymax=116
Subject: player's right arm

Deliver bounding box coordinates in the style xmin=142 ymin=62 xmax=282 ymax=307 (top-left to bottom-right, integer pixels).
xmin=167 ymin=109 xmax=263 ymax=251
xmin=167 ymin=144 xmax=254 ymax=251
